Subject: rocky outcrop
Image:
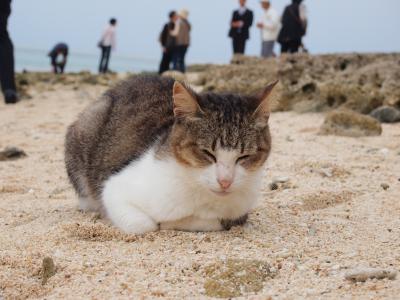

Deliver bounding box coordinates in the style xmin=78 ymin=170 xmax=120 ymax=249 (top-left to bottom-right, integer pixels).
xmin=319 ymin=110 xmax=382 ymax=137
xmin=193 ymin=53 xmax=400 ymax=114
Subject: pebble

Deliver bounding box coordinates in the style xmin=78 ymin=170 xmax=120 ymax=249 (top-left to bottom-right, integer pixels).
xmin=379 ymin=148 xmax=389 ymax=155
xmin=319 ymin=168 xmax=333 ymax=178
xmin=0 ymin=146 xmax=27 ymax=161
xmin=41 ymin=257 xmax=56 ymax=285
xmin=273 ymin=176 xmax=290 ymax=184
xmin=381 ymin=183 xmax=390 ymax=190
xmin=345 ymin=267 xmax=397 ymax=282
xmin=286 ymin=136 xmax=294 ymax=142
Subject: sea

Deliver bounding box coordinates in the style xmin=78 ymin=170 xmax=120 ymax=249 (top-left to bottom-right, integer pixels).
xmin=15 ymin=47 xmax=158 ymax=73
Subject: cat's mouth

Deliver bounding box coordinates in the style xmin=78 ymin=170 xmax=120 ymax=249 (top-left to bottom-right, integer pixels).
xmin=211 ymin=189 xmax=232 ymax=197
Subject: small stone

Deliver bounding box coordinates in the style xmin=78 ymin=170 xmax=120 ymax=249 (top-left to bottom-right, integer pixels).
xmin=273 ymin=176 xmax=290 ymax=184
xmin=286 ymin=136 xmax=294 ymax=142
xmin=379 ymin=148 xmax=389 ymax=155
xmin=0 ymin=147 xmax=27 ymax=161
xmin=41 ymin=257 xmax=56 ymax=285
xmin=370 ymin=106 xmax=400 ymax=123
xmin=269 ymin=182 xmax=279 ymax=191
xmin=381 ymin=183 xmax=390 ymax=190
xmin=319 ymin=168 xmax=333 ymax=178
xmin=345 ymin=267 xmax=397 ymax=282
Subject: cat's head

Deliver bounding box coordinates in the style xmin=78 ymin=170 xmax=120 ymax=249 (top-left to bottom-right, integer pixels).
xmin=169 ymin=80 xmax=277 ymax=197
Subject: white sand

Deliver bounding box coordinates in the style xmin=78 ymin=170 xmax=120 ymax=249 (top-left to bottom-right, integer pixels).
xmin=0 ymin=84 xmax=399 ymax=299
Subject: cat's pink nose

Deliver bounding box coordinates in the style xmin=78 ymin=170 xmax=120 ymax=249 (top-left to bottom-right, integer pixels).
xmin=218 ymin=179 xmax=232 ymax=190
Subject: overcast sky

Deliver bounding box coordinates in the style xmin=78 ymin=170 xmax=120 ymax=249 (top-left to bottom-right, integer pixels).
xmin=9 ymin=0 xmax=400 ymax=64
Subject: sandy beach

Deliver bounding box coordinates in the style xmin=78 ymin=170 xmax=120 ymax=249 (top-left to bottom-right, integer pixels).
xmin=1 ymin=73 xmax=400 ymax=299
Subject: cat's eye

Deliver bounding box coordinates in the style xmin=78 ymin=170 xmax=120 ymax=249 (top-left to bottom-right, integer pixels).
xmin=202 ymin=149 xmax=216 ymax=163
xmin=236 ymin=155 xmax=250 ymax=164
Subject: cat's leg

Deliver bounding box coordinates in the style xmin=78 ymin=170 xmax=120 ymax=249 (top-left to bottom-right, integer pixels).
xmin=79 ymin=196 xmax=101 ymax=212
xmin=160 ymin=216 xmax=223 ymax=232
xmin=103 ymin=198 xmax=158 ymax=234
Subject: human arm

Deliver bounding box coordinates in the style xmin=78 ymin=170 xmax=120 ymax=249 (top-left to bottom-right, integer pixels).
xmin=170 ymin=20 xmax=180 ymax=37
xmin=242 ymin=10 xmax=253 ymax=30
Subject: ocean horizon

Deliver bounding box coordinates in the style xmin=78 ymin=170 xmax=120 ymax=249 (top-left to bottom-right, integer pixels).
xmin=15 ymin=47 xmax=159 ymax=73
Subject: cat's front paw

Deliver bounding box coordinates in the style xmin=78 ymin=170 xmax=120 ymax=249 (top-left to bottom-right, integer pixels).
xmin=220 ymin=214 xmax=248 ymax=230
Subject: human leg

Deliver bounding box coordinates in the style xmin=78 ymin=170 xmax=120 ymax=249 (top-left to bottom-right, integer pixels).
xmin=0 ymin=12 xmax=17 ymax=103
xmin=261 ymin=41 xmax=275 ymax=58
xmin=99 ymin=47 xmax=106 ymax=73
xmin=288 ymin=39 xmax=301 ymax=53
xmin=179 ymin=46 xmax=188 ymax=73
xmin=233 ymin=37 xmax=246 ymax=54
xmin=159 ymin=50 xmax=171 ymax=74
xmin=103 ymin=46 xmax=111 ymax=73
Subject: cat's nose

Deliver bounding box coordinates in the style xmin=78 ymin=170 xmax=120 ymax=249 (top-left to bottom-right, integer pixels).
xmin=218 ymin=179 xmax=232 ymax=190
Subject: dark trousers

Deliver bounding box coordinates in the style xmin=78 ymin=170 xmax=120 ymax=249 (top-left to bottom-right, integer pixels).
xmin=159 ymin=49 xmax=172 ymax=74
xmin=51 ymin=57 xmax=65 ymax=74
xmin=172 ymin=45 xmax=188 ymax=73
xmin=232 ymin=37 xmax=247 ymax=54
xmin=99 ymin=46 xmax=112 ymax=73
xmin=280 ymin=39 xmax=301 ymax=54
xmin=0 ymin=12 xmax=16 ymax=99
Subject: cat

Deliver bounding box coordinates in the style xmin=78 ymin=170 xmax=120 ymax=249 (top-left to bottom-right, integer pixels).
xmin=65 ymin=75 xmax=277 ymax=234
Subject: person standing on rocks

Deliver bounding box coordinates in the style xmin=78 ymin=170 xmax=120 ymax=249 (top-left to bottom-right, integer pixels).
xmin=277 ymin=0 xmax=307 ymax=54
xmin=48 ymin=43 xmax=69 ymax=74
xmin=98 ymin=18 xmax=117 ymax=74
xmin=256 ymin=0 xmax=280 ymax=58
xmin=229 ymin=0 xmax=254 ymax=55
xmin=0 ymin=0 xmax=18 ymax=104
xmin=158 ymin=11 xmax=177 ymax=74
xmin=170 ymin=9 xmax=191 ymax=73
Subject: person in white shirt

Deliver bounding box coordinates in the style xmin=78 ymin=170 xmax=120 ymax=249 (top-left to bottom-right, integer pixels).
xmin=256 ymin=0 xmax=280 ymax=58
xmin=98 ymin=18 xmax=117 ymax=74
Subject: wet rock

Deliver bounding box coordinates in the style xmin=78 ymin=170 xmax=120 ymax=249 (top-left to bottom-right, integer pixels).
xmin=370 ymin=106 xmax=400 ymax=123
xmin=345 ymin=267 xmax=397 ymax=282
xmin=204 ymin=259 xmax=275 ymax=298
xmin=319 ymin=110 xmax=382 ymax=137
xmin=41 ymin=257 xmax=56 ymax=285
xmin=0 ymin=147 xmax=27 ymax=161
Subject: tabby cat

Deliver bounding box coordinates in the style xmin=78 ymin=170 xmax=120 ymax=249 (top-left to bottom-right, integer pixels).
xmin=65 ymin=76 xmax=277 ymax=234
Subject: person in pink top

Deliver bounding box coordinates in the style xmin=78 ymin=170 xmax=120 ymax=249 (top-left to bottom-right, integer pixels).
xmin=98 ymin=18 xmax=117 ymax=74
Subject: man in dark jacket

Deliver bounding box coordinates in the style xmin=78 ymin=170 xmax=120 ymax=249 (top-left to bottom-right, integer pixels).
xmin=48 ymin=43 xmax=69 ymax=74
xmin=0 ymin=0 xmax=18 ymax=104
xmin=229 ymin=0 xmax=254 ymax=54
xmin=158 ymin=11 xmax=176 ymax=74
xmin=277 ymin=0 xmax=307 ymax=53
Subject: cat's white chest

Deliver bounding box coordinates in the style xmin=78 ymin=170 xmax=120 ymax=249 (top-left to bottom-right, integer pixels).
xmin=103 ymin=150 xmax=196 ymax=223
xmin=101 ymin=149 xmax=260 ymax=234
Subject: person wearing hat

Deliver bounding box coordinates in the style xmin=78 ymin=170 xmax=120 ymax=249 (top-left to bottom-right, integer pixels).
xmin=256 ymin=0 xmax=280 ymax=58
xmin=0 ymin=0 xmax=18 ymax=104
xmin=170 ymin=9 xmax=191 ymax=73
xmin=277 ymin=0 xmax=308 ymax=53
xmin=229 ymin=0 xmax=254 ymax=55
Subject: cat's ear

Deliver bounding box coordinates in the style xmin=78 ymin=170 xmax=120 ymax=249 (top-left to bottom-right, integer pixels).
xmin=253 ymin=80 xmax=279 ymax=127
xmin=173 ymin=82 xmax=203 ymax=119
